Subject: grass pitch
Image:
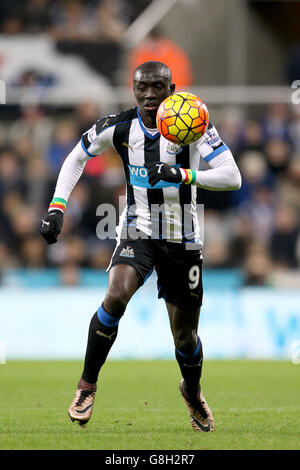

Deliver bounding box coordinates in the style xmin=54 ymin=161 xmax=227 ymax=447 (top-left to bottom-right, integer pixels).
xmin=0 ymin=360 xmax=299 ymax=450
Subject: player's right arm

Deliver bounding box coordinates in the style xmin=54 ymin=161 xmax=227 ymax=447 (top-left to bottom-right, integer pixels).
xmin=40 ymin=117 xmax=115 ymax=244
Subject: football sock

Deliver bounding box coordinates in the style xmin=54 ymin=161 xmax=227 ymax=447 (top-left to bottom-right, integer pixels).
xmin=81 ymin=305 xmax=120 ymax=384
xmin=175 ymin=336 xmax=203 ymax=398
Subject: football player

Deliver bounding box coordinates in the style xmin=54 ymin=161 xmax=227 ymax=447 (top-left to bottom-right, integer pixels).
xmin=41 ymin=61 xmax=241 ymax=432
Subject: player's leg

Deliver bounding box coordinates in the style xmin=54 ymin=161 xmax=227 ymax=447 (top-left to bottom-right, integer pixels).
xmin=167 ymin=302 xmax=214 ymax=432
xmin=155 ymin=242 xmax=214 ymax=431
xmin=80 ymin=264 xmax=140 ymax=385
xmin=156 ymin=243 xmax=204 ymax=396
xmin=166 ymin=302 xmax=202 ymax=397
xmin=69 ymin=235 xmax=155 ymax=424
xmin=68 ymin=264 xmax=140 ymax=424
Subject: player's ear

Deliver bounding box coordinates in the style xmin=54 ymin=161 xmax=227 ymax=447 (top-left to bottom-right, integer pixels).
xmin=170 ymin=83 xmax=176 ymax=95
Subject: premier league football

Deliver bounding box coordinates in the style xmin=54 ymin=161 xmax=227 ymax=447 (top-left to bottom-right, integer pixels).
xmin=0 ymin=0 xmax=299 ymax=458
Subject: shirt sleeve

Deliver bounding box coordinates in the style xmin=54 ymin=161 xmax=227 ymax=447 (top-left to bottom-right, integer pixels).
xmin=193 ymin=151 xmax=242 ymax=190
xmin=195 ymin=121 xmax=229 ymax=164
xmin=49 ymin=142 xmax=91 ymax=211
xmin=80 ymin=117 xmax=115 ymax=157
xmin=49 ymin=116 xmax=117 ymax=212
xmin=182 ymin=122 xmax=242 ymax=191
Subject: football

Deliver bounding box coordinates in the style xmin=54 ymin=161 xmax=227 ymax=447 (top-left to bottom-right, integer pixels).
xmin=156 ymin=92 xmax=209 ymax=145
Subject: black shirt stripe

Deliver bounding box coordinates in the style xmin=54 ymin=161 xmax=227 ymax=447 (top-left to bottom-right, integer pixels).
xmin=144 ymin=135 xmax=165 ymax=240
xmin=176 ymin=145 xmax=194 ymax=242
xmin=113 ymin=111 xmax=138 ymax=225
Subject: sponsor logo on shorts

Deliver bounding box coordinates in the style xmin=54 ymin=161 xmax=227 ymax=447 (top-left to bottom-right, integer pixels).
xmin=120 ymin=246 xmax=135 ymax=258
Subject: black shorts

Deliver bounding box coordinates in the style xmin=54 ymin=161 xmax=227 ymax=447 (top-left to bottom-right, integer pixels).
xmin=108 ymin=236 xmax=203 ymax=310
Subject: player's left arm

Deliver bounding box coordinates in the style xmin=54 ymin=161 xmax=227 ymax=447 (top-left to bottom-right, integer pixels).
xmin=145 ymin=123 xmax=242 ymax=190
xmin=180 ymin=145 xmax=242 ymax=191
xmin=180 ymin=122 xmax=241 ymax=190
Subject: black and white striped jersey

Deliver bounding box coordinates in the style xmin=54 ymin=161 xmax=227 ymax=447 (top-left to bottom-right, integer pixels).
xmin=80 ymin=106 xmax=230 ymax=246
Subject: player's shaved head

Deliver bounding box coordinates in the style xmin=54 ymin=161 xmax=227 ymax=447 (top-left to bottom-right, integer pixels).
xmin=133 ymin=61 xmax=172 ymax=83
xmin=132 ymin=61 xmax=175 ymax=128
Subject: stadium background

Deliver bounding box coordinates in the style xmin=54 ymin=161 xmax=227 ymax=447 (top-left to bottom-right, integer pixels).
xmin=0 ymin=0 xmax=300 ymax=363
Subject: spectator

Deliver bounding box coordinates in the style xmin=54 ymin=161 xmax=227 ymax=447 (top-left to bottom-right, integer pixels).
xmin=270 ymin=205 xmax=300 ymax=268
xmin=9 ymin=106 xmax=54 ymax=156
xmin=88 ymin=242 xmax=115 ymax=269
xmin=231 ymin=150 xmax=274 ymax=207
xmin=21 ymin=235 xmax=47 ymax=268
xmin=203 ymin=239 xmax=231 ymax=268
xmin=92 ymin=0 xmax=127 ymax=43
xmin=277 ymin=160 xmax=300 ymax=211
xmin=23 ymin=156 xmax=50 ymax=209
xmin=229 ymin=215 xmax=254 ymax=267
xmin=47 ymin=120 xmax=78 ymax=174
xmin=1 ymin=17 xmax=23 ymax=34
xmin=21 ymin=0 xmax=51 ymax=34
xmin=0 ymin=241 xmax=19 ymax=269
xmin=74 ymin=102 xmax=102 ymax=137
xmin=243 ymin=244 xmax=273 ymax=286
xmin=217 ymin=108 xmax=244 ymax=156
xmin=288 ymin=107 xmax=300 ymax=153
xmin=50 ymin=0 xmax=125 ymax=82
xmin=0 ymin=149 xmax=26 ymax=199
xmin=128 ymin=28 xmax=193 ymax=89
xmin=236 ymin=119 xmax=265 ymax=156
xmin=59 ymin=261 xmax=81 ymax=286
xmin=239 ymin=185 xmax=277 ymax=244
xmin=261 ymin=103 xmax=291 ymax=142
xmin=49 ymin=0 xmax=94 ymax=41
xmin=264 ymin=137 xmax=291 ymax=175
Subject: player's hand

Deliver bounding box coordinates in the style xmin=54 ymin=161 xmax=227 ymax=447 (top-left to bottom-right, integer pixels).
xmin=145 ymin=162 xmax=182 ymax=187
xmin=40 ymin=210 xmax=64 ymax=244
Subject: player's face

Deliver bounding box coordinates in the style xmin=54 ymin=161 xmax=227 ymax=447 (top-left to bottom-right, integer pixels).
xmin=133 ymin=71 xmax=175 ymax=127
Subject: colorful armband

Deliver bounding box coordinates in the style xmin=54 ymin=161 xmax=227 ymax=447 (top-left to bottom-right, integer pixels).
xmin=49 ymin=197 xmax=67 ymax=213
xmin=182 ymin=169 xmax=196 ymax=185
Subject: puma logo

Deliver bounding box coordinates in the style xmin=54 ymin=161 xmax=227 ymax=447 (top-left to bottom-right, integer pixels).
xmin=96 ymin=330 xmax=116 ymax=341
xmin=122 ymin=142 xmax=133 ymax=152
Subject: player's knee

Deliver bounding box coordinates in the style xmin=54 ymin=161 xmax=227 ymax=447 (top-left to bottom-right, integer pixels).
xmin=174 ymin=332 xmax=198 ymax=356
xmin=92 ymin=309 xmax=118 ymax=339
xmin=103 ymin=288 xmax=131 ymax=317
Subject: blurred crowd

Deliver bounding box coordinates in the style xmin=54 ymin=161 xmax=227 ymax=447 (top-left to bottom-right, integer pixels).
xmin=0 ymin=0 xmax=194 ymax=88
xmin=0 ymin=0 xmax=148 ymax=35
xmin=0 ymin=0 xmax=299 ymax=287
xmin=0 ymin=0 xmax=153 ymax=83
xmin=203 ymin=103 xmax=300 ymax=286
xmin=0 ymin=101 xmax=299 ymax=287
